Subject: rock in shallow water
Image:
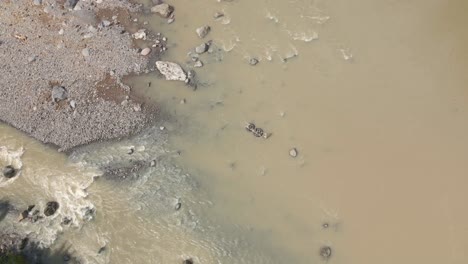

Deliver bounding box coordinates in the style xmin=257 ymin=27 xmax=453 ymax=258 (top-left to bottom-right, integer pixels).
xmin=289 ymin=148 xmax=298 ymax=157
xmin=195 ymin=43 xmax=208 ymax=54
xmin=44 ymin=201 xmax=59 ymax=216
xmin=196 ymin=25 xmax=211 ymax=38
xmin=155 ymin=61 xmax=187 ymax=81
xmin=2 ymin=165 xmax=16 ymax=178
xmin=151 ymin=3 xmax=174 ymax=18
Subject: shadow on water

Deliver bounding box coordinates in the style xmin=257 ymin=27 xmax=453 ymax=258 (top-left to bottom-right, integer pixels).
xmin=0 ymin=200 xmax=11 ymax=222
xmin=0 ymin=240 xmax=78 ymax=264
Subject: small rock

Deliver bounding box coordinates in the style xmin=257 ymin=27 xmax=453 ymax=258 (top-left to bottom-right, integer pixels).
xmin=322 ymin=223 xmax=329 ymax=229
xmin=155 ymin=61 xmax=187 ymax=81
xmin=65 ymin=0 xmax=79 ymax=9
xmin=150 ymin=160 xmax=156 ymax=167
xmin=249 ymin=58 xmax=259 ymax=65
xmin=194 ymin=60 xmax=203 ymax=68
xmin=101 ymin=20 xmax=112 ymax=27
xmin=58 ymin=29 xmax=64 ymax=35
xmin=167 ymin=18 xmax=175 ymax=24
xmin=81 ymin=48 xmax=90 ymax=57
xmin=127 ymin=148 xmax=134 ymax=155
xmin=44 ymin=201 xmax=59 ymax=216
xmin=151 ymin=3 xmax=174 ymax=18
xmin=180 ymin=99 xmax=186 ymax=104
xmin=132 ymin=29 xmax=147 ymax=40
xmin=183 ymin=259 xmax=194 ymax=264
xmin=195 ymin=43 xmax=208 ymax=54
xmin=33 ymin=0 xmax=42 ymax=6
xmin=69 ymin=100 xmax=76 ymax=109
xmin=159 ymin=126 xmax=165 ymax=131
xmin=98 ymin=246 xmax=106 ymax=254
xmin=28 ymin=55 xmax=37 ymax=63
xmin=175 ymin=202 xmax=182 ymax=211
xmin=63 ymin=254 xmax=71 ymax=262
xmin=18 ymin=210 xmax=28 ymax=222
xmin=320 ymin=246 xmax=332 ymax=259
xmin=214 ymin=12 xmax=224 ymax=19
xmin=3 ymin=165 xmax=16 ymax=178
xmin=196 ymin=25 xmax=211 ymax=38
xmin=289 ymin=148 xmax=298 ymax=158
xmin=51 ymin=86 xmax=68 ymax=102
xmin=140 ymin=48 xmax=151 ymax=56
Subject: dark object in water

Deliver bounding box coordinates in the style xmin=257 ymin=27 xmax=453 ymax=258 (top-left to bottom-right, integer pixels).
xmin=98 ymin=246 xmax=106 ymax=254
xmin=3 ymin=165 xmax=16 ymax=178
xmin=63 ymin=254 xmax=71 ymax=261
xmin=183 ymin=259 xmax=194 ymax=264
xmin=245 ymin=123 xmax=256 ymax=132
xmin=44 ymin=201 xmax=59 ymax=216
xmin=253 ymin=127 xmax=264 ymax=137
xmin=175 ymin=202 xmax=182 ymax=211
xmin=320 ymin=246 xmax=332 ymax=259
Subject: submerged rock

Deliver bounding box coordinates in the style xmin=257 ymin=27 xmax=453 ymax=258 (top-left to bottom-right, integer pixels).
xmin=151 ymin=3 xmax=174 ymax=18
xmin=155 ymin=61 xmax=187 ymax=81
xmin=44 ymin=201 xmax=59 ymax=216
xmin=249 ymin=58 xmax=259 ymax=65
xmin=320 ymin=246 xmax=332 ymax=259
xmin=2 ymin=165 xmax=16 ymax=178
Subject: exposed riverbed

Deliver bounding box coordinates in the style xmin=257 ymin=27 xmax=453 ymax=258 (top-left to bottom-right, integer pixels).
xmin=2 ymin=0 xmax=468 ymax=263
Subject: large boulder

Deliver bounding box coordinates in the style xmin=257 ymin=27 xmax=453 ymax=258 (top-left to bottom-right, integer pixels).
xmin=151 ymin=4 xmax=174 ymax=18
xmin=155 ymin=61 xmax=187 ymax=82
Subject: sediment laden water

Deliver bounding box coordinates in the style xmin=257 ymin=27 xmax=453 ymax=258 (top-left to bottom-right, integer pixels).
xmin=2 ymin=0 xmax=468 ymax=263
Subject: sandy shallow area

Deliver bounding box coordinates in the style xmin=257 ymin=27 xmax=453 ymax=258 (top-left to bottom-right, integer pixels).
xmin=0 ymin=0 xmax=164 ymax=151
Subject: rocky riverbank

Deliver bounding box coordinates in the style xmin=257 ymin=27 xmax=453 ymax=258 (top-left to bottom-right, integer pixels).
xmin=0 ymin=0 xmax=166 ymax=151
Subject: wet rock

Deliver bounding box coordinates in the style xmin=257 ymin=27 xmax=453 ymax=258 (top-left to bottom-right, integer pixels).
xmin=289 ymin=148 xmax=298 ymax=158
xmin=155 ymin=61 xmax=187 ymax=81
xmin=194 ymin=60 xmax=203 ymax=68
xmin=151 ymin=3 xmax=174 ymax=18
xmin=62 ymin=217 xmax=72 ymax=225
xmin=320 ymin=246 xmax=332 ymax=259
xmin=44 ymin=201 xmax=59 ymax=216
xmin=3 ymin=165 xmax=16 ymax=178
xmin=19 ymin=237 xmax=28 ymax=250
xmin=249 ymin=58 xmax=259 ymax=65
xmin=141 ymin=48 xmax=151 ymax=56
xmin=51 ymin=86 xmax=68 ymax=102
xmin=214 ymin=12 xmax=224 ymax=19
xmin=195 ymin=43 xmax=208 ymax=54
xmin=196 ymin=26 xmax=211 ymax=38
xmin=18 ymin=210 xmax=29 ymax=222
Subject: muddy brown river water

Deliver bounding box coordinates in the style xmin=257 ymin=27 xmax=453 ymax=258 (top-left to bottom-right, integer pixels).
xmin=2 ymin=0 xmax=468 ymax=263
